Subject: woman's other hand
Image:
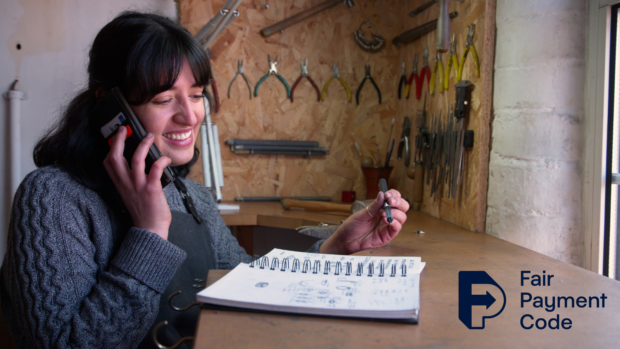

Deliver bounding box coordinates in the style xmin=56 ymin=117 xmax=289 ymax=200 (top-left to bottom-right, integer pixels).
xmin=319 ymin=190 xmax=410 ymax=255
xmin=103 ymin=126 xmax=172 ymax=239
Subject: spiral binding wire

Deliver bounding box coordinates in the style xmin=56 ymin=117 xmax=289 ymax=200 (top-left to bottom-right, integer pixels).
xmin=248 ymin=256 xmax=410 ymax=277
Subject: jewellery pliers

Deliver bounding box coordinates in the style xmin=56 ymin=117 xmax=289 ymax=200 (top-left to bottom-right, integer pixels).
xmin=321 ymin=63 xmax=352 ymax=102
xmin=206 ymin=49 xmax=220 ymax=112
xmin=444 ymin=33 xmax=459 ymax=91
xmin=254 ymin=55 xmax=291 ymax=98
xmin=398 ymin=61 xmax=407 ymax=100
xmin=456 ymin=24 xmax=480 ymax=82
xmin=404 ymin=54 xmax=418 ymax=99
xmin=415 ymin=47 xmax=431 ymax=100
xmin=227 ymin=59 xmax=252 ymax=100
xmin=397 ymin=116 xmax=411 ymax=167
xmin=430 ymin=51 xmax=444 ymax=96
xmin=290 ymin=58 xmax=320 ymax=102
xmin=356 ymin=65 xmax=381 ymax=105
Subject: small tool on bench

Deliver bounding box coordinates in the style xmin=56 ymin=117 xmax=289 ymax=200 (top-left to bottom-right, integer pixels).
xmin=281 ymin=199 xmax=367 ymax=214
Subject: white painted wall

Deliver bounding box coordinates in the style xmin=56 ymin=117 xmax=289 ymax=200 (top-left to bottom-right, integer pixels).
xmin=487 ymin=0 xmax=587 ymax=266
xmin=0 ymin=0 xmax=176 ymax=259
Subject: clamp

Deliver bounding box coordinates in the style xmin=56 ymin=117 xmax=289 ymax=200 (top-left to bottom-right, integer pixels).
xmin=430 ymin=51 xmax=444 ymax=96
xmin=254 ymin=55 xmax=291 ymax=98
xmin=444 ymin=33 xmax=460 ymax=91
xmin=398 ymin=61 xmax=407 ymax=100
xmin=227 ymin=59 xmax=252 ymax=100
xmin=290 ymin=58 xmax=321 ymax=102
xmin=397 ymin=116 xmax=411 ymax=167
xmin=415 ymin=47 xmax=431 ymax=100
xmin=456 ymin=24 xmax=480 ymax=82
xmin=356 ymin=65 xmax=382 ymax=105
xmin=321 ymin=63 xmax=352 ymax=102
xmin=404 ymin=54 xmax=418 ymax=99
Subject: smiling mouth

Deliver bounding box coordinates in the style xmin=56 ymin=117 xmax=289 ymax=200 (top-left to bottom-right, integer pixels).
xmin=163 ymin=130 xmax=192 ymax=141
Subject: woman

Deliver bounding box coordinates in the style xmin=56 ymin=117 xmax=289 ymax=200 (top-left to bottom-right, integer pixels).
xmin=0 ymin=11 xmax=409 ymax=349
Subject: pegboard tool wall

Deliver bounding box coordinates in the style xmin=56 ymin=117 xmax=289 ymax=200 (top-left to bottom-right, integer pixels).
xmin=179 ymin=0 xmax=494 ymax=232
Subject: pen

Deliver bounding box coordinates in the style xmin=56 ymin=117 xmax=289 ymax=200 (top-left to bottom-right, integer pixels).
xmin=378 ymin=178 xmax=393 ymax=224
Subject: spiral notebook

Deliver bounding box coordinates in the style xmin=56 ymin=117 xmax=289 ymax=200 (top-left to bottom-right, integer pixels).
xmin=197 ymin=249 xmax=425 ymax=322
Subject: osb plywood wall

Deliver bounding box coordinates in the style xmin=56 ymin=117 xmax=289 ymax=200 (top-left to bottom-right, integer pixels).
xmin=179 ymin=0 xmax=494 ymax=232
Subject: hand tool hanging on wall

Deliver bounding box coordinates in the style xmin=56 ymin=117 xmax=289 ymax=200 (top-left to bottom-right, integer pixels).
xmin=205 ymin=49 xmax=220 ymax=112
xmin=456 ymin=24 xmax=481 ymax=82
xmin=290 ymin=58 xmax=321 ymax=102
xmin=195 ymin=0 xmax=243 ymax=49
xmin=254 ymin=55 xmax=291 ymax=98
xmin=398 ymin=62 xmax=407 ymax=99
xmin=404 ymin=54 xmax=418 ymax=99
xmin=415 ymin=48 xmax=432 ymax=100
xmin=430 ymin=51 xmax=444 ymax=96
xmin=444 ymin=34 xmax=459 ymax=91
xmin=227 ymin=59 xmax=252 ymax=100
xmin=261 ymin=0 xmax=355 ymax=36
xmin=356 ymin=65 xmax=382 ymax=105
xmin=392 ymin=12 xmax=458 ymax=46
xmin=397 ymin=116 xmax=412 ymax=167
xmin=353 ymin=21 xmax=385 ymax=52
xmin=409 ymin=0 xmax=437 ymax=16
xmin=225 ymin=139 xmax=329 ymax=155
xmin=322 ymin=63 xmax=351 ymax=102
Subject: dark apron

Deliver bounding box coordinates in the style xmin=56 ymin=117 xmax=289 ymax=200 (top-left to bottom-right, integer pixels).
xmin=138 ymin=210 xmax=216 ymax=349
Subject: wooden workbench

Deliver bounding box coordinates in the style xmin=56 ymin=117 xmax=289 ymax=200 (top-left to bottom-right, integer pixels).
xmin=195 ymin=203 xmax=620 ymax=348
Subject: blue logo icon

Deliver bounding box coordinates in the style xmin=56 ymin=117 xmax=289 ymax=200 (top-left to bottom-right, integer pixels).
xmin=459 ymin=271 xmax=506 ymax=329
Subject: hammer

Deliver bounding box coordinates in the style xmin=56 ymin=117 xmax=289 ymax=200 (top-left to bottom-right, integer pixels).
xmin=261 ymin=0 xmax=354 ymax=37
xmin=281 ymin=199 xmax=367 ymax=215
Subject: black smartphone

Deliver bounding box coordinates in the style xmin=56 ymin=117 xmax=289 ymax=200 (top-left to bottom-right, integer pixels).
xmin=90 ymin=87 xmax=176 ymax=187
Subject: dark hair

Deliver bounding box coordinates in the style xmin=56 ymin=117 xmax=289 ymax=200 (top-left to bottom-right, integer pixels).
xmin=33 ymin=12 xmax=212 ymax=210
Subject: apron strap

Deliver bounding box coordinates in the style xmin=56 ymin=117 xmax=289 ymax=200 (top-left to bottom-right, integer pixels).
xmin=173 ymin=179 xmax=203 ymax=224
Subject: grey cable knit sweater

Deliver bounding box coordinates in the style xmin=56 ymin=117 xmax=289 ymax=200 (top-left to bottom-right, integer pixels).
xmin=0 ymin=166 xmax=322 ymax=348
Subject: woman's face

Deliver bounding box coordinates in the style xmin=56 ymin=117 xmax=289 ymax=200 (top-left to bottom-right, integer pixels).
xmin=131 ymin=60 xmax=205 ymax=166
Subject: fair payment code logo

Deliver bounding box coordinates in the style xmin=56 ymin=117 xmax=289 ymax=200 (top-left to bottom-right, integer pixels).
xmin=458 ymin=270 xmax=608 ymax=330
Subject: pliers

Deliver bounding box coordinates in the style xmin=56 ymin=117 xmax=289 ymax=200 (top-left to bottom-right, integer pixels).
xmin=415 ymin=47 xmax=431 ymax=100
xmin=430 ymin=51 xmax=444 ymax=96
xmin=290 ymin=58 xmax=320 ymax=102
xmin=456 ymin=24 xmax=480 ymax=82
xmin=254 ymin=55 xmax=291 ymax=98
xmin=356 ymin=65 xmax=381 ymax=105
xmin=321 ymin=63 xmax=352 ymax=102
xmin=206 ymin=49 xmax=220 ymax=112
xmin=404 ymin=54 xmax=418 ymax=99
xmin=397 ymin=116 xmax=411 ymax=167
xmin=398 ymin=61 xmax=407 ymax=100
xmin=227 ymin=59 xmax=252 ymax=100
xmin=444 ymin=33 xmax=460 ymax=91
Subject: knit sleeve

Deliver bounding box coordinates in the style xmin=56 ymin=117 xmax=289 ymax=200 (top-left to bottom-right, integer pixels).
xmin=0 ymin=168 xmax=186 ymax=348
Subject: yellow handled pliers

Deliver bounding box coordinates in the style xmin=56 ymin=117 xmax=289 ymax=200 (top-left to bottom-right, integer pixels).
xmin=444 ymin=33 xmax=459 ymax=91
xmin=430 ymin=51 xmax=444 ymax=96
xmin=321 ymin=63 xmax=351 ymax=102
xmin=456 ymin=24 xmax=480 ymax=82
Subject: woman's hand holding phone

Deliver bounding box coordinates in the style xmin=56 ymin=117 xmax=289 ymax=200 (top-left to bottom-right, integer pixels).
xmin=103 ymin=126 xmax=172 ymax=240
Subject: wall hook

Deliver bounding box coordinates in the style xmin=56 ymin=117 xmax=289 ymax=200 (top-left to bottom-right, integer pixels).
xmin=152 ymin=321 xmax=194 ymax=349
xmin=168 ymin=291 xmax=201 ymax=312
